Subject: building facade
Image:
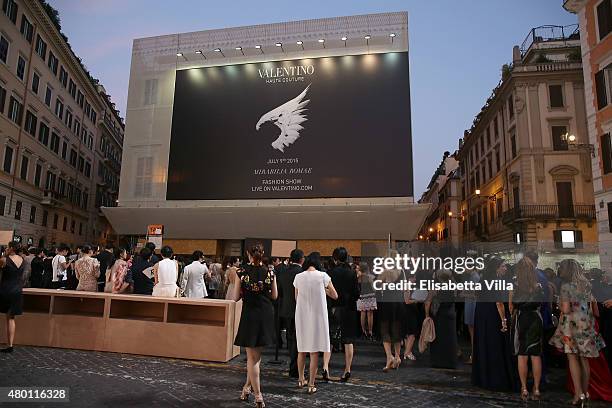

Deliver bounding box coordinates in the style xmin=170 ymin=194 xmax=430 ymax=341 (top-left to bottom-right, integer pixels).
xmin=422 ymin=26 xmax=599 ymax=267
xmin=0 ymin=0 xmax=123 ymax=247
xmin=564 ymin=0 xmax=612 ymax=273
xmin=104 ymin=12 xmax=429 ymax=257
xmin=418 ymin=152 xmax=461 ymax=246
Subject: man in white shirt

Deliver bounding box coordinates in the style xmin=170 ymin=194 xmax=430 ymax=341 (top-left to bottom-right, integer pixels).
xmin=181 ymin=250 xmax=210 ymax=298
xmin=51 ymin=244 xmax=71 ymax=289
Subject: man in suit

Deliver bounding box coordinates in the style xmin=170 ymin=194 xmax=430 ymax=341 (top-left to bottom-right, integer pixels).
xmin=95 ymin=243 xmax=115 ymax=292
xmin=277 ymin=249 xmax=304 ymax=378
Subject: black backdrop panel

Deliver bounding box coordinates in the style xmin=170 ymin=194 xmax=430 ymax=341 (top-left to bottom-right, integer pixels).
xmin=167 ymin=52 xmax=413 ymax=200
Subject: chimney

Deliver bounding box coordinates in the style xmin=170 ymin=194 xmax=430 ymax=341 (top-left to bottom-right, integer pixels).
xmin=512 ymin=45 xmax=521 ymax=64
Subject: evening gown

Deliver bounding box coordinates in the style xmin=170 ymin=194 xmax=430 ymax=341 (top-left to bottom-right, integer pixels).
xmin=430 ymin=291 xmax=458 ymax=369
xmin=472 ymin=290 xmax=517 ymax=391
xmin=512 ymin=285 xmax=544 ymax=356
xmin=233 ymin=264 xmax=276 ymax=347
xmin=0 ymin=257 xmax=25 ymax=316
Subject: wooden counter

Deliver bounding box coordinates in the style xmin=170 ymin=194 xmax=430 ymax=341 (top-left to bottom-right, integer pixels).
xmin=0 ymin=289 xmax=242 ymax=362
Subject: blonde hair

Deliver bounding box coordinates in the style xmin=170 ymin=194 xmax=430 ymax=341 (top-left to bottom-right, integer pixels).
xmin=558 ymin=259 xmax=591 ymax=295
xmin=516 ymin=257 xmax=537 ymax=293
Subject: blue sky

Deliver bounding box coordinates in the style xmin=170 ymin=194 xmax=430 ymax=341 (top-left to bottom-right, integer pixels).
xmin=51 ymin=0 xmax=577 ymax=197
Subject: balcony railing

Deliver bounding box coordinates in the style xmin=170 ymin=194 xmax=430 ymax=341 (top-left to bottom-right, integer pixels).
xmin=502 ymin=204 xmax=595 ymax=224
xmin=520 ymin=24 xmax=579 ymax=57
xmin=512 ymin=61 xmax=583 ymax=73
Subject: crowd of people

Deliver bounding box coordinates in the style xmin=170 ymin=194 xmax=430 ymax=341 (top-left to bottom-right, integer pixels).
xmin=1 ymin=241 xmax=612 ymax=407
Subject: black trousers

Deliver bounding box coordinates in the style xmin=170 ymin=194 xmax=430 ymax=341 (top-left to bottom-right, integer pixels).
xmin=282 ymin=317 xmax=298 ymax=377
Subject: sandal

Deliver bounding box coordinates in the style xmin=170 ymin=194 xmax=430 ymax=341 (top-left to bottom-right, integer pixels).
xmin=297 ymin=379 xmax=307 ymax=388
xmin=532 ymin=389 xmax=541 ymax=401
xmin=520 ymin=387 xmax=529 ymax=402
xmin=239 ymin=385 xmax=252 ymax=401
xmin=307 ymin=385 xmax=317 ymax=394
xmin=394 ymin=357 xmax=401 ymax=369
xmin=404 ymin=353 xmax=416 ymax=361
xmin=255 ymin=393 xmax=265 ymax=408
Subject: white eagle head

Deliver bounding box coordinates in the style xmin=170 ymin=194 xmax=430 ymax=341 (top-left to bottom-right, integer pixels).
xmin=255 ymin=85 xmax=310 ymax=152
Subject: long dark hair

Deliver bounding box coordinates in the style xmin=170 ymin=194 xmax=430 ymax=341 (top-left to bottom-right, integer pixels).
xmin=248 ymin=243 xmax=264 ymax=266
xmin=483 ymin=257 xmax=504 ymax=280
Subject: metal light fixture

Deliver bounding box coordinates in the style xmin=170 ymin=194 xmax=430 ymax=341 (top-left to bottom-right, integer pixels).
xmin=296 ymin=40 xmax=304 ymax=50
xmin=235 ymin=46 xmax=244 ymax=56
xmin=341 ymin=36 xmax=347 ymax=47
xmin=275 ymin=42 xmax=284 ymax=52
xmin=255 ymin=45 xmax=264 ymax=54
xmin=195 ymin=50 xmax=206 ymax=59
xmin=213 ymin=48 xmax=225 ymax=57
xmin=176 ymin=52 xmax=183 ymax=57
xmin=364 ymin=35 xmax=371 ymax=46
xmin=475 ymin=189 xmax=481 ymax=195
xmin=448 ymin=211 xmax=453 ymax=217
xmin=389 ymin=33 xmax=396 ymax=44
xmin=428 ymin=227 xmax=434 ymax=232
xmin=318 ymin=38 xmax=325 ymax=48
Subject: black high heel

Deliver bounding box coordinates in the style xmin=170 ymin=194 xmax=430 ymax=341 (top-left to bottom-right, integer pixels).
xmin=340 ymin=372 xmax=351 ymax=383
xmin=321 ymin=369 xmax=329 ymax=382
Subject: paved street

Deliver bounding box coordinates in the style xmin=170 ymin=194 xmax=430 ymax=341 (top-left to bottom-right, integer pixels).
xmin=0 ymin=340 xmax=608 ymax=407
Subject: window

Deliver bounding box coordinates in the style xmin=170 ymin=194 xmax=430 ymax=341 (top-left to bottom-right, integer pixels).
xmin=487 ymin=155 xmax=493 ymax=178
xmin=144 ymin=79 xmax=158 ymax=105
xmin=495 ymin=150 xmax=500 ymax=173
xmin=135 ymin=157 xmax=153 ymax=197
xmin=552 ymin=125 xmax=569 ymax=151
xmin=511 ymin=134 xmax=517 ymax=158
xmin=496 ymin=195 xmax=503 ymax=217
xmin=34 ymin=163 xmax=41 ymax=187
xmin=61 ymin=140 xmax=67 ymax=160
xmin=62 ymin=216 xmax=67 ymax=232
xmin=65 ymin=109 xmax=72 ymax=129
xmin=44 ymin=85 xmax=52 ymax=106
xmin=8 ymin=96 xmax=23 ymax=125
xmin=19 ymin=155 xmax=28 ymax=180
xmin=84 ymin=161 xmax=91 ymax=178
xmin=84 ymin=101 xmax=91 ymax=116
xmin=602 ymin=133 xmax=612 ymax=174
xmin=57 ymin=177 xmax=65 ymax=196
xmin=16 ymin=55 xmax=26 ymax=80
xmin=53 ymin=214 xmax=58 ymax=229
xmin=549 ymin=84 xmax=564 ymax=108
xmin=595 ymin=63 xmax=612 ymax=110
xmin=14 ymin=201 xmax=21 ymax=220
xmin=69 ymin=149 xmax=77 ymax=167
xmin=0 ymin=195 xmax=5 ymax=215
xmin=48 ymin=52 xmax=58 ymax=75
xmin=68 ymin=79 xmax=76 ymax=98
xmin=493 ymin=117 xmax=499 ymax=138
xmin=553 ymin=230 xmax=583 ymax=249
xmin=2 ymin=0 xmax=18 ymax=24
xmin=90 ymin=110 xmax=97 ymax=124
xmin=79 ymin=222 xmax=83 ymax=235
xmin=481 ymin=164 xmax=487 ymax=182
xmin=0 ymin=34 xmax=8 ymax=64
xmin=485 ymin=129 xmax=490 ymax=149
xmin=597 ymin=0 xmax=612 ymax=40
xmin=42 ymin=210 xmax=48 ymax=227
xmin=70 ymin=219 xmax=75 ymax=234
xmin=74 ymin=119 xmax=80 ymax=136
xmin=29 ymin=205 xmax=36 ymax=223
xmin=3 ymin=146 xmax=13 ymax=173
xmin=508 ymin=94 xmax=514 ymax=119
xmin=78 ymin=155 xmax=84 ymax=172
xmin=19 ymin=15 xmax=33 ymax=42
xmin=38 ymin=122 xmax=49 ymax=145
xmin=24 ymin=110 xmax=36 ymax=136
xmin=45 ymin=171 xmax=55 ymax=191
xmin=54 ymin=98 xmax=63 ymax=119
xmin=35 ymin=35 xmax=46 ymax=60
xmin=76 ymin=91 xmax=84 ymax=108
xmin=0 ymin=84 xmax=5 ymax=114
xmin=31 ymin=71 xmax=39 ymax=94
xmin=50 ymin=132 xmax=60 ymax=154
xmin=59 ymin=66 xmax=68 ymax=88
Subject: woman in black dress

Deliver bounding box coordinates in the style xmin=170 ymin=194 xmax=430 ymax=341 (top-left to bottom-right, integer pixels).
xmin=376 ymin=267 xmax=406 ymax=371
xmin=425 ymin=269 xmax=458 ymax=369
xmin=510 ymin=257 xmax=544 ymax=401
xmin=229 ymin=243 xmax=277 ymax=408
xmin=0 ymin=242 xmax=25 ymax=353
xmin=472 ymin=257 xmax=517 ymax=391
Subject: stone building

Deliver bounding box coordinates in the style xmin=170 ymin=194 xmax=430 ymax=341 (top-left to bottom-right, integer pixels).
xmin=0 ymin=0 xmax=123 ymax=247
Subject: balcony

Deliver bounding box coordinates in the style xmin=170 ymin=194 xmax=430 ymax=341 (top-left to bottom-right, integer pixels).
xmin=99 ymin=113 xmax=124 ymax=145
xmin=502 ymin=204 xmax=595 ymax=224
xmin=520 ymin=24 xmax=579 ymax=57
xmin=41 ymin=190 xmax=62 ymax=207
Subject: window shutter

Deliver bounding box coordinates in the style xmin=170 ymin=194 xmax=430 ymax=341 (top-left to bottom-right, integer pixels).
xmin=575 ymin=230 xmax=583 ymax=249
xmin=553 ymin=230 xmax=562 ymax=249
xmin=596 ymin=69 xmax=608 ymax=109
xmin=602 ymin=133 xmax=612 ymax=174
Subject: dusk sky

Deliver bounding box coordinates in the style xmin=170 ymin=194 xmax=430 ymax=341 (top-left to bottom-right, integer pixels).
xmin=51 ymin=0 xmax=577 ymax=198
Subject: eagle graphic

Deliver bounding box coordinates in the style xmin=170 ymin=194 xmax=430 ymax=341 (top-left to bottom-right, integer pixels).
xmin=255 ymin=85 xmax=310 ymax=152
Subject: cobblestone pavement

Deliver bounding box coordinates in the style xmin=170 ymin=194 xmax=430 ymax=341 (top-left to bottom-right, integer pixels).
xmin=0 ymin=341 xmax=608 ymax=407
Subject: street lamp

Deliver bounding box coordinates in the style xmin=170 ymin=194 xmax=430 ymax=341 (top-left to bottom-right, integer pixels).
xmin=475 ymin=189 xmax=481 ymax=195
xmin=562 ymin=133 xmax=595 ymax=157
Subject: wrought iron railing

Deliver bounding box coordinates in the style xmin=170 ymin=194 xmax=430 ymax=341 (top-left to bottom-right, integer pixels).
xmin=502 ymin=204 xmax=595 ymax=224
xmin=520 ymin=24 xmax=579 ymax=56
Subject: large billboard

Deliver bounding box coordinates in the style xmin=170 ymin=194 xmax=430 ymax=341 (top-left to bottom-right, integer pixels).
xmin=167 ymin=52 xmax=412 ymax=200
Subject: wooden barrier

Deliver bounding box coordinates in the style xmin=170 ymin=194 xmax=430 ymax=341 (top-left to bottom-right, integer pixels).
xmin=0 ymin=289 xmax=242 ymax=362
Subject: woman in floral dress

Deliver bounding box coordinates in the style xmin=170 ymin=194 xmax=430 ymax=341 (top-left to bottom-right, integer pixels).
xmin=75 ymin=246 xmax=100 ymax=292
xmin=550 ymin=259 xmax=606 ymax=405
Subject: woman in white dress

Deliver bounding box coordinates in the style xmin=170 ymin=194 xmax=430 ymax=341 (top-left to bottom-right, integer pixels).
xmin=152 ymin=246 xmax=179 ymax=297
xmin=293 ymin=252 xmax=338 ymax=394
